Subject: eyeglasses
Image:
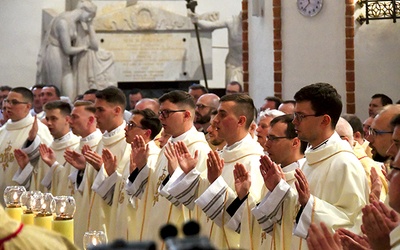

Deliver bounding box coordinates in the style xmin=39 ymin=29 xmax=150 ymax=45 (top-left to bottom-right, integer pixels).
xmin=195 ymin=104 xmax=210 ymax=109
xmin=266 ymin=135 xmax=291 ymax=142
xmin=4 ymin=99 xmax=29 ymax=106
xmin=126 ymin=122 xmax=144 ymax=130
xmin=368 ymin=127 xmax=393 ymax=137
xmin=293 ymin=112 xmax=322 ymax=122
xmin=158 ymin=109 xmax=186 ymax=119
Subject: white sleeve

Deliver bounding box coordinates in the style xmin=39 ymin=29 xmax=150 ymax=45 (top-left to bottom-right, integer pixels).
xmin=252 ymin=179 xmax=291 ymax=233
xmin=167 ymin=168 xmax=202 ymax=210
xmin=40 ymin=161 xmax=61 ymax=190
xmin=22 ymin=136 xmax=41 ymax=164
xmin=125 ymin=164 xmax=150 ymax=199
xmin=158 ymin=167 xmax=184 ymax=206
xmin=195 ymin=176 xmax=237 ymax=227
xmin=92 ymin=165 xmax=120 ymax=206
xmin=12 ymin=163 xmax=34 ymax=190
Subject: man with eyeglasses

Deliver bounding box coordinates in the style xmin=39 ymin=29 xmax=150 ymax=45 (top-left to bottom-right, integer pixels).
xmin=194 ymin=93 xmax=219 ymax=133
xmin=229 ymin=114 xmax=307 ymax=249
xmin=386 ymin=114 xmax=400 ymax=249
xmin=163 ymin=93 xmax=264 ymax=249
xmin=125 ymin=90 xmax=210 ymax=247
xmin=258 ymin=83 xmax=368 ymax=243
xmin=336 ymin=117 xmax=388 ymax=202
xmin=366 ymin=105 xmax=400 ymax=167
xmin=305 ymin=115 xmax=400 ymax=250
xmin=255 ymin=109 xmax=285 ymax=153
xmin=93 ymin=108 xmax=162 ymax=242
xmin=0 ymin=87 xmax=52 ymax=207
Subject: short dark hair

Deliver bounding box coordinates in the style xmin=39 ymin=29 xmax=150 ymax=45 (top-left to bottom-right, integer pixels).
xmin=0 ymin=85 xmax=12 ymax=92
xmin=43 ymin=85 xmax=61 ymax=97
xmin=342 ymin=114 xmax=364 ymax=137
xmin=265 ymin=96 xmax=282 ymax=109
xmin=74 ymin=100 xmax=96 ymax=114
xmin=129 ymin=88 xmax=143 ymax=96
xmin=188 ymin=84 xmax=208 ymax=94
xmin=372 ymin=94 xmax=393 ymax=106
xmin=132 ymin=109 xmax=162 ymax=140
xmin=83 ymin=88 xmax=98 ymax=95
xmin=294 ymin=83 xmax=342 ymax=128
xmin=390 ymin=114 xmax=400 ymax=128
xmin=159 ymin=90 xmax=195 ymax=110
xmin=220 ymin=93 xmax=255 ymax=129
xmin=270 ymin=114 xmax=308 ymax=154
xmin=227 ymin=81 xmax=243 ymax=93
xmin=95 ymin=86 xmax=127 ymax=108
xmin=11 ymin=87 xmax=33 ymax=103
xmin=44 ymin=100 xmax=72 ymax=116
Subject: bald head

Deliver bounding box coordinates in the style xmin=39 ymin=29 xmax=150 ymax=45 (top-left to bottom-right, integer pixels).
xmin=135 ymin=98 xmax=160 ymax=113
xmin=336 ymin=117 xmax=354 ymax=147
xmin=197 ymin=93 xmax=220 ymax=109
xmin=195 ymin=93 xmax=220 ymax=126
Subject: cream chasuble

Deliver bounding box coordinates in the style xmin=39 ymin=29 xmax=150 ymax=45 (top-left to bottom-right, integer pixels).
xmin=88 ymin=122 xmax=130 ymax=239
xmin=104 ymin=140 xmax=160 ymax=242
xmin=68 ymin=129 xmax=102 ymax=249
xmin=353 ymin=141 xmax=388 ymax=201
xmin=40 ymin=131 xmax=80 ymax=195
xmin=261 ymin=133 xmax=368 ymax=244
xmin=126 ymin=127 xmax=210 ymax=249
xmin=167 ymin=134 xmax=264 ymax=249
xmin=250 ymin=159 xmax=306 ymax=250
xmin=0 ymin=113 xmax=52 ymax=206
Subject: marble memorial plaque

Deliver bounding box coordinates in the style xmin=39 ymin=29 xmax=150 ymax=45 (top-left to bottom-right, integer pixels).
xmin=93 ymin=3 xmax=213 ymax=82
xmin=98 ymin=32 xmax=212 ymax=82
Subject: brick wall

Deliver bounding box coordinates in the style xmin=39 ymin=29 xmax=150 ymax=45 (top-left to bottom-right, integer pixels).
xmin=345 ymin=0 xmax=355 ymax=114
xmin=242 ymin=0 xmax=249 ymax=92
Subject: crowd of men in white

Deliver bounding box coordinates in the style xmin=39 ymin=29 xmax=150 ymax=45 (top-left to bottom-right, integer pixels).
xmin=0 ymin=82 xmax=399 ymax=250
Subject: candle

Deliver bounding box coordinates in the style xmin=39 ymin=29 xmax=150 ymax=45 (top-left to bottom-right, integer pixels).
xmin=83 ymin=231 xmax=107 ymax=250
xmin=20 ymin=191 xmax=42 ymax=225
xmin=5 ymin=206 xmax=23 ymax=221
xmin=52 ymin=219 xmax=74 ymax=243
xmin=34 ymin=214 xmax=53 ymax=230
xmin=52 ymin=196 xmax=76 ymax=243
xmin=21 ymin=212 xmax=35 ymax=225
xmin=31 ymin=193 xmax=55 ymax=230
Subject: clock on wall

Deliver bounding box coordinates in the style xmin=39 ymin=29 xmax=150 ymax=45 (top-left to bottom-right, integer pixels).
xmin=297 ymin=0 xmax=323 ymax=17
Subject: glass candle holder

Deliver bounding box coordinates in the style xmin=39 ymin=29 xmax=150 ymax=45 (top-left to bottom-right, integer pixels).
xmin=53 ymin=196 xmax=76 ymax=220
xmin=83 ymin=231 xmax=107 ymax=250
xmin=20 ymin=190 xmax=42 ymax=225
xmin=3 ymin=186 xmax=26 ymax=221
xmin=4 ymin=186 xmax=26 ymax=208
xmin=32 ymin=193 xmax=54 ymax=230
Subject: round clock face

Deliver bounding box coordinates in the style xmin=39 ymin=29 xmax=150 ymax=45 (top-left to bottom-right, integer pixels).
xmin=297 ymin=0 xmax=323 ymax=17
